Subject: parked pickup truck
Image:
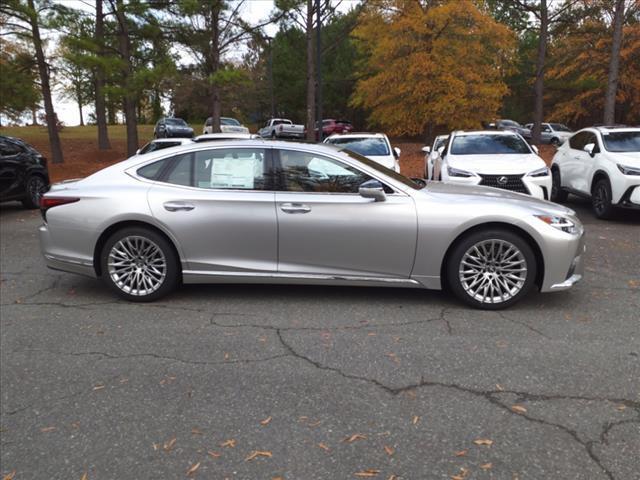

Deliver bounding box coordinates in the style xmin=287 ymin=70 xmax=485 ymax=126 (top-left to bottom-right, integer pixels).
xmin=258 ymin=118 xmax=305 ymax=139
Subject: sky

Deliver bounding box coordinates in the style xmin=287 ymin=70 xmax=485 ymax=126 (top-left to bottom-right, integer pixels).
xmin=51 ymin=0 xmax=357 ymax=126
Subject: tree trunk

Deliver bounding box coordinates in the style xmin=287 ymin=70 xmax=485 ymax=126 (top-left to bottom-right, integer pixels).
xmin=209 ymin=4 xmax=222 ymax=133
xmin=115 ymin=0 xmax=138 ymax=156
xmin=95 ymin=0 xmax=111 ymax=149
xmin=305 ymin=0 xmax=316 ymax=141
xmin=531 ymin=0 xmax=548 ymax=146
xmin=28 ymin=0 xmax=63 ymax=164
xmin=78 ymin=97 xmax=84 ymax=126
xmin=31 ymin=106 xmax=38 ymax=126
xmin=603 ymin=0 xmax=625 ymax=125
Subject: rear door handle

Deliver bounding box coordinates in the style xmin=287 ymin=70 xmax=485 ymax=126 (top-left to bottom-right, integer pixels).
xmin=164 ymin=201 xmax=195 ymax=212
xmin=280 ymin=202 xmax=311 ymax=214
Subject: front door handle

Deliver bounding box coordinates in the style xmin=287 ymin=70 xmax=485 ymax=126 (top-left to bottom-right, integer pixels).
xmin=280 ymin=202 xmax=311 ymax=214
xmin=164 ymin=201 xmax=195 ymax=212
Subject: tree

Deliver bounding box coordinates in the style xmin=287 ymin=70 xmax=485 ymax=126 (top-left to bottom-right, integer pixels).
xmin=95 ymin=0 xmax=111 ymax=148
xmin=57 ymin=45 xmax=94 ymax=126
xmin=0 ymin=37 xmax=40 ymax=124
xmin=1 ymin=0 xmax=64 ymax=163
xmin=351 ymin=0 xmax=516 ymax=138
xmin=603 ymin=0 xmax=626 ymax=124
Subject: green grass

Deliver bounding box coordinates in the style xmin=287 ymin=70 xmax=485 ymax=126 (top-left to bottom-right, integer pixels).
xmin=0 ymin=124 xmax=156 ymax=143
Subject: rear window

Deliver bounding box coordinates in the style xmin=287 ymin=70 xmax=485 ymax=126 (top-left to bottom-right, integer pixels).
xmin=221 ymin=117 xmax=241 ymax=126
xmin=450 ymin=134 xmax=531 ymax=155
xmin=325 ymin=137 xmax=390 ymax=156
xmin=138 ymin=141 xmax=182 ymax=154
xmin=137 ymin=159 xmax=167 ymax=179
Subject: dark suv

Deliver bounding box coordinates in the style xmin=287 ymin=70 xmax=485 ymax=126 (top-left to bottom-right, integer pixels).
xmin=0 ymin=135 xmax=50 ymax=209
xmin=153 ymin=118 xmax=194 ymax=138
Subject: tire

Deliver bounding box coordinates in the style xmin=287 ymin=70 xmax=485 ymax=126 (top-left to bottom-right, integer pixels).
xmin=100 ymin=227 xmax=179 ymax=302
xmin=21 ymin=174 xmax=47 ymax=209
xmin=550 ymin=168 xmax=568 ymax=203
xmin=592 ymin=178 xmax=615 ymax=220
xmin=550 ymin=137 xmax=561 ymax=147
xmin=446 ymin=229 xmax=537 ymax=310
xmin=271 ymin=131 xmax=277 ymax=139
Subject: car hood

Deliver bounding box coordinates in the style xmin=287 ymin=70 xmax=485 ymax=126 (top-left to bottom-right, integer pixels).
xmin=366 ymin=154 xmax=396 ymax=169
xmin=606 ymin=151 xmax=640 ymax=167
xmin=423 ymin=181 xmax=574 ymax=216
xmin=448 ymin=153 xmax=545 ymax=175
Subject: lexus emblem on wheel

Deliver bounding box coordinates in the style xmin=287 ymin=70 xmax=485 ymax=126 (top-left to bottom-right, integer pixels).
xmin=498 ymin=176 xmax=508 ymax=185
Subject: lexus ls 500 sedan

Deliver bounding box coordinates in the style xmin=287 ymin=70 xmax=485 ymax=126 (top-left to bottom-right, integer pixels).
xmin=39 ymin=140 xmax=585 ymax=309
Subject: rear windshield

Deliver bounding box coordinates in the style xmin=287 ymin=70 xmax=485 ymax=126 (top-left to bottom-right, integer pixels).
xmin=326 ymin=137 xmax=390 ymax=156
xmin=139 ymin=141 xmax=182 ymax=154
xmin=601 ymin=131 xmax=640 ymax=152
xmin=451 ymin=134 xmax=531 ymax=155
xmin=221 ymin=117 xmax=241 ymax=126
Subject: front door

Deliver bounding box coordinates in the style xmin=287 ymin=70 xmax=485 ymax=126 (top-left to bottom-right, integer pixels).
xmin=273 ymin=149 xmax=417 ymax=278
xmin=147 ymin=147 xmax=278 ymax=274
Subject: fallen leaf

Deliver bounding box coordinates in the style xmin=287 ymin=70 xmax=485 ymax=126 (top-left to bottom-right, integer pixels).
xmin=163 ymin=437 xmax=177 ymax=452
xmin=318 ymin=442 xmax=330 ymax=451
xmin=92 ymin=384 xmax=105 ymax=391
xmin=40 ymin=426 xmax=56 ymax=432
xmin=473 ymin=439 xmax=493 ymax=446
xmin=81 ymin=473 xmax=88 ymax=480
xmin=412 ymin=415 xmax=420 ymax=425
xmin=152 ymin=443 xmax=159 ymax=451
xmin=367 ymin=332 xmax=377 ymax=336
xmin=495 ymin=384 xmax=504 ymax=391
xmin=480 ymin=463 xmax=493 ymax=470
xmin=343 ymin=433 xmax=367 ymax=443
xmin=191 ymin=428 xmax=203 ymax=435
xmin=220 ymin=439 xmax=236 ymax=448
xmin=451 ymin=467 xmax=470 ymax=480
xmin=186 ymin=462 xmax=200 ymax=476
xmin=454 ymin=450 xmax=467 ymax=457
xmin=354 ymin=470 xmax=380 ymax=477
xmin=616 ymin=405 xmax=626 ymax=411
xmin=260 ymin=416 xmax=272 ymax=425
xmin=245 ymin=450 xmax=272 ymax=461
xmin=308 ymin=420 xmax=322 ymax=427
xmin=384 ymin=445 xmax=395 ymax=456
xmin=511 ymin=405 xmax=527 ymax=414
xmin=387 ymin=476 xmax=398 ymax=480
xmin=207 ymin=450 xmax=220 ymax=458
xmin=628 ymin=279 xmax=639 ymax=288
xmin=385 ymin=352 xmax=400 ymax=365
xmin=224 ymin=352 xmax=230 ymax=360
xmin=3 ymin=471 xmax=16 ymax=480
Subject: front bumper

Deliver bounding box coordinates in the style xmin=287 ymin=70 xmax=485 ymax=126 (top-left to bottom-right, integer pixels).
xmin=540 ymin=226 xmax=586 ymax=292
xmin=444 ymin=174 xmax=552 ymax=200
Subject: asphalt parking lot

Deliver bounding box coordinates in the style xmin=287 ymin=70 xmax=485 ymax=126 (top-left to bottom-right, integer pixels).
xmin=1 ymin=198 xmax=638 ymax=480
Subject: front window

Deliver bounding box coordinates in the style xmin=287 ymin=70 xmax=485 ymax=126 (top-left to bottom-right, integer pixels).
xmin=450 ymin=134 xmax=532 ymax=155
xmin=165 ymin=118 xmax=187 ymax=126
xmin=550 ymin=123 xmax=571 ymax=132
xmin=325 ymin=137 xmax=390 ymax=156
xmin=601 ymin=131 xmax=640 ymax=153
xmin=221 ymin=117 xmax=241 ymax=126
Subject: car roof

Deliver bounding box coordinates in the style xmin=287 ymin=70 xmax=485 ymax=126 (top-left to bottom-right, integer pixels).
xmin=326 ymin=132 xmax=386 ymax=139
xmin=452 ymin=130 xmax=519 ymax=137
xmin=194 ymin=133 xmax=257 ymax=141
xmin=150 ymin=138 xmax=192 ymax=143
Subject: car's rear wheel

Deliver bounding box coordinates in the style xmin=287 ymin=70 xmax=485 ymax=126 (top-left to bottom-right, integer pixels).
xmin=447 ymin=229 xmax=537 ymax=310
xmin=550 ymin=168 xmax=567 ymax=202
xmin=550 ymin=137 xmax=561 ymax=147
xmin=592 ymin=178 xmax=614 ymax=219
xmin=22 ymin=174 xmax=47 ymax=209
xmin=100 ymin=227 xmax=179 ymax=302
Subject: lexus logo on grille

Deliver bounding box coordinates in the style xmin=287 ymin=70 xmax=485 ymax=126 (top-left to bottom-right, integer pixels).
xmin=497 ymin=176 xmax=509 ymax=185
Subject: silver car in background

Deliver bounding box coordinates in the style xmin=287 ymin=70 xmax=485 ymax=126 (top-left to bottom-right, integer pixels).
xmin=39 ymin=140 xmax=585 ymax=309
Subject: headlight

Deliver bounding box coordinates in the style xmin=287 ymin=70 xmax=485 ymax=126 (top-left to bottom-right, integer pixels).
xmin=447 ymin=166 xmax=475 ymax=178
xmin=617 ymin=164 xmax=640 ymax=176
xmin=535 ymin=215 xmax=580 ymax=234
xmin=527 ymin=167 xmax=550 ymax=177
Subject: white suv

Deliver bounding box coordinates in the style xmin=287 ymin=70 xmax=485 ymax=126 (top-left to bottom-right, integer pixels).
xmin=324 ymin=133 xmax=401 ymax=173
xmin=550 ymin=126 xmax=640 ymax=219
xmin=435 ymin=130 xmax=552 ymax=200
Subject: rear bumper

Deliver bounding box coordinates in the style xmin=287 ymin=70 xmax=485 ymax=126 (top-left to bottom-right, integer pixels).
xmin=39 ymin=225 xmax=96 ymax=278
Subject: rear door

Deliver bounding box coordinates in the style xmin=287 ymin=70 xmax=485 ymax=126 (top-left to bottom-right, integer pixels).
xmin=273 ymin=148 xmax=417 ymax=278
xmin=566 ymin=132 xmax=599 ymax=194
xmin=146 ymin=147 xmax=278 ymax=275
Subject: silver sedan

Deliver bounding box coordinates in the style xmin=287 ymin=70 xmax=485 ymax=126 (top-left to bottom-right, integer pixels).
xmin=38 ymin=140 xmax=585 ymax=309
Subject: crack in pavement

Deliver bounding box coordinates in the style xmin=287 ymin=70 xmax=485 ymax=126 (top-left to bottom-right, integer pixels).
xmin=498 ymin=311 xmax=552 ymax=340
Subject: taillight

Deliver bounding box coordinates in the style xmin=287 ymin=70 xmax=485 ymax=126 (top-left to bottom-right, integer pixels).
xmin=40 ymin=196 xmax=79 ymax=221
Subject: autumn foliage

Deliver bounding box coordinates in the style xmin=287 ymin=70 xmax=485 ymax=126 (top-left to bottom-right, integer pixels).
xmin=350 ymin=0 xmax=516 ymax=136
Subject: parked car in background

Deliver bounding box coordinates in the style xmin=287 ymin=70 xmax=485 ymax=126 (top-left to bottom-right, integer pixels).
xmin=550 ymin=126 xmax=640 ymax=219
xmin=435 ymin=130 xmax=552 ymax=200
xmin=137 ymin=138 xmax=193 ymax=155
xmin=422 ymin=135 xmax=448 ymax=179
xmin=194 ymin=133 xmax=259 ymax=142
xmin=203 ymin=116 xmax=250 ymax=135
xmin=154 ymin=118 xmax=194 ymax=138
xmin=38 ymin=139 xmax=585 ymax=309
xmin=487 ymin=119 xmax=531 ymax=140
xmin=525 ymin=123 xmax=573 ymax=146
xmin=0 ymin=135 xmax=49 ymax=209
xmin=324 ymin=133 xmax=401 ymax=173
xmin=258 ymin=118 xmax=305 ymax=139
xmin=316 ymin=119 xmax=353 ymax=138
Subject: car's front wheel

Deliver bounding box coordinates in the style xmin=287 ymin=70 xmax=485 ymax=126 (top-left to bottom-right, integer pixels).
xmin=22 ymin=174 xmax=47 ymax=209
xmin=550 ymin=167 xmax=568 ymax=202
xmin=550 ymin=137 xmax=561 ymax=147
xmin=592 ymin=178 xmax=614 ymax=219
xmin=447 ymin=229 xmax=537 ymax=309
xmin=100 ymin=227 xmax=179 ymax=302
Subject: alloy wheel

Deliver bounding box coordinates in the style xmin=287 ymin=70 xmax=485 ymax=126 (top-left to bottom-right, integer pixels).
xmin=458 ymin=239 xmax=528 ymax=304
xmin=107 ymin=236 xmax=167 ymax=296
xmin=593 ymin=183 xmax=608 ymax=215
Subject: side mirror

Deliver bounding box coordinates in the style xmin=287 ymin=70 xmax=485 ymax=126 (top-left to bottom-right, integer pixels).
xmin=583 ymin=143 xmax=595 ymax=156
xmin=359 ymin=179 xmax=386 ymax=202
xmin=531 ymin=145 xmax=539 ymax=154
xmin=393 ymin=147 xmax=401 ymax=158
xmin=421 ymin=146 xmax=431 ymax=154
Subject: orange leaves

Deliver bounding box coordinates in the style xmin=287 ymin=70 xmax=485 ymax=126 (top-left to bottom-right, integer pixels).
xmin=511 ymin=405 xmax=527 ymax=414
xmin=473 ymin=439 xmax=493 ymax=446
xmin=3 ymin=472 xmax=16 ymax=480
xmin=317 ymin=442 xmax=330 ymax=452
xmin=383 ymin=445 xmax=395 ymax=456
xmin=343 ymin=433 xmax=367 ymax=443
xmin=260 ymin=416 xmax=272 ymax=426
xmin=245 ymin=450 xmax=272 ymax=461
xmin=186 ymin=462 xmax=200 ymax=476
xmin=220 ymin=439 xmax=236 ymax=448
xmin=163 ymin=437 xmax=177 ymax=452
xmin=354 ymin=469 xmax=380 ymax=477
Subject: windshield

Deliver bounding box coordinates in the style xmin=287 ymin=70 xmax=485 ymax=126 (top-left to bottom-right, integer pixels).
xmin=601 ymin=131 xmax=640 ymax=152
xmin=500 ymin=120 xmax=521 ymax=127
xmin=337 ymin=148 xmax=422 ymax=190
xmin=165 ymin=118 xmax=187 ymax=126
xmin=550 ymin=123 xmax=571 ymax=132
xmin=221 ymin=117 xmax=241 ymax=126
xmin=326 ymin=137 xmax=390 ymax=156
xmin=451 ymin=134 xmax=532 ymax=155
xmin=272 ymin=119 xmax=292 ymax=126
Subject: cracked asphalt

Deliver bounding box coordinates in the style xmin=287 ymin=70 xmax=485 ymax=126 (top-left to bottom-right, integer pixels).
xmin=1 ymin=198 xmax=639 ymax=480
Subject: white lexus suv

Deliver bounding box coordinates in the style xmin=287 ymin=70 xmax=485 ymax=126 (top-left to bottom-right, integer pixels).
xmin=435 ymin=130 xmax=552 ymax=200
xmin=550 ymin=126 xmax=640 ymax=219
xmin=324 ymin=132 xmax=401 ymax=173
